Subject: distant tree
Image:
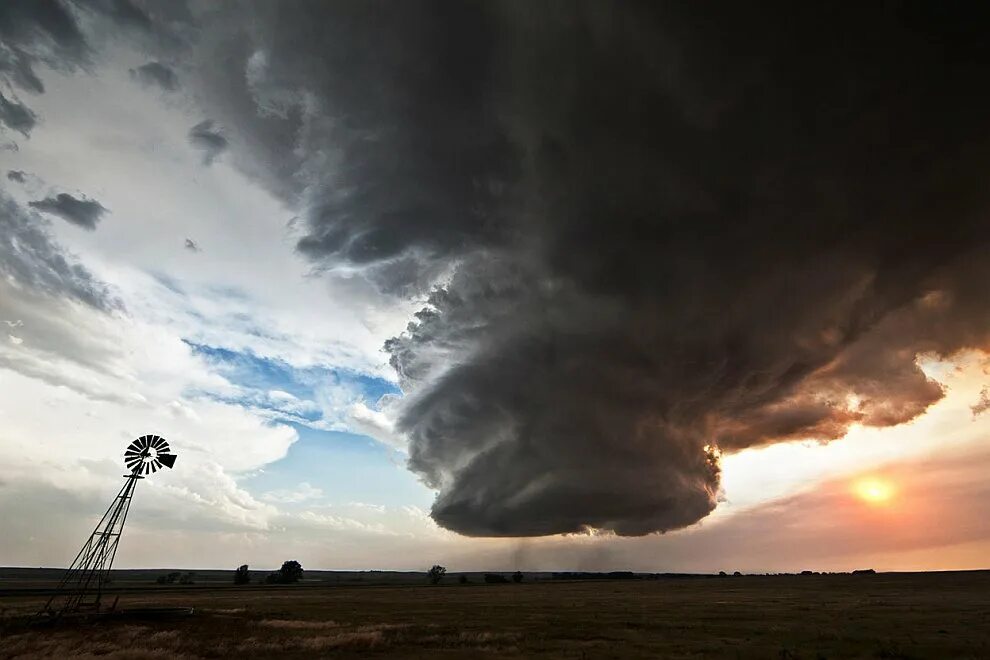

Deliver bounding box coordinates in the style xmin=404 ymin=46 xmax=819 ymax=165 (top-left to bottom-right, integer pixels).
xmin=484 ymin=573 xmax=509 ymax=584
xmin=512 ymin=571 xmax=524 ymax=583
xmin=718 ymin=571 xmax=727 ymax=577
xmin=156 ymin=571 xmax=181 ymax=585
xmin=459 ymin=575 xmax=469 ymax=584
xmin=178 ymin=571 xmax=196 ymax=584
xmin=428 ymin=564 xmax=447 ymax=584
xmin=234 ymin=564 xmax=251 ymax=585
xmin=733 ymin=571 xmax=742 ymax=577
xmin=267 ymin=560 xmax=304 ymax=584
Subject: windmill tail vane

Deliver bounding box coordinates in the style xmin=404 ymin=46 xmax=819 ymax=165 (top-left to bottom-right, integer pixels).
xmin=39 ymin=435 xmax=177 ymax=619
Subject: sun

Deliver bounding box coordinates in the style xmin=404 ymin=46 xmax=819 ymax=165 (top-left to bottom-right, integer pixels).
xmin=853 ymin=477 xmax=896 ymax=505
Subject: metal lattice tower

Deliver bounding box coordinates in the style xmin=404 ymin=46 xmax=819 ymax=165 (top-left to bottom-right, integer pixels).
xmin=40 ymin=435 xmax=177 ymax=619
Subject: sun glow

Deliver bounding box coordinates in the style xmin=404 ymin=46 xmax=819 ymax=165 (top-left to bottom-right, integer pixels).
xmin=853 ymin=477 xmax=896 ymax=505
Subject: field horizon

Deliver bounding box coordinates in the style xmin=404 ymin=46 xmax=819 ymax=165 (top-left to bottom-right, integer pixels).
xmin=3 ymin=568 xmax=990 ymax=658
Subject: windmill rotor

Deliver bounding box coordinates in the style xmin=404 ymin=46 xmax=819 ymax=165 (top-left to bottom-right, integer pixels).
xmin=124 ymin=434 xmax=177 ymax=475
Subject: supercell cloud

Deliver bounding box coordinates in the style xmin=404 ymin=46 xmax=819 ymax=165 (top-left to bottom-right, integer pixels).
xmin=47 ymin=2 xmax=990 ymax=536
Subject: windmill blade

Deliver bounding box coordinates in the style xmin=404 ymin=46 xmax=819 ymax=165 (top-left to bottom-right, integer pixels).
xmin=152 ymin=436 xmax=167 ymax=450
xmin=149 ymin=460 xmax=160 ymax=473
xmin=157 ymin=453 xmax=177 ymax=469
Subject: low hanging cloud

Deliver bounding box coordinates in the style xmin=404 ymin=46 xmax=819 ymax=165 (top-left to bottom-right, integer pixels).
xmin=97 ymin=2 xmax=990 ymax=537
xmin=7 ymin=169 xmax=26 ymax=183
xmin=130 ymin=61 xmax=178 ymax=91
xmin=28 ymin=192 xmax=108 ymax=230
xmin=187 ymin=119 xmax=228 ymax=165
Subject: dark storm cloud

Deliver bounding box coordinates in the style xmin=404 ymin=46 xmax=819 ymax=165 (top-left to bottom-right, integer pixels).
xmin=7 ymin=169 xmax=27 ymax=183
xmin=0 ymin=0 xmax=92 ymax=99
xmin=0 ymin=192 xmax=117 ymax=311
xmin=165 ymin=2 xmax=990 ymax=536
xmin=187 ymin=119 xmax=227 ymax=165
xmin=130 ymin=60 xmax=177 ymax=91
xmin=29 ymin=192 xmax=108 ymax=230
xmin=0 ymin=91 xmax=37 ymax=136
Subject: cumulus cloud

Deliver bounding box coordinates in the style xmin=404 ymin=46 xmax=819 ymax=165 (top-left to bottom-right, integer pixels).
xmin=187 ymin=119 xmax=227 ymax=165
xmin=130 ymin=60 xmax=178 ymax=91
xmin=78 ymin=2 xmax=990 ymax=537
xmin=29 ymin=192 xmax=108 ymax=230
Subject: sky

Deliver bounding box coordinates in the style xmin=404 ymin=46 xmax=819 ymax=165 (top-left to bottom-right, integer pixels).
xmin=1 ymin=1 xmax=989 ymax=573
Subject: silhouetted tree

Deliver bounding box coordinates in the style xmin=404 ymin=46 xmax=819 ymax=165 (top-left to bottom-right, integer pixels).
xmin=459 ymin=575 xmax=469 ymax=584
xmin=234 ymin=564 xmax=251 ymax=585
xmin=512 ymin=571 xmax=524 ymax=583
xmin=428 ymin=564 xmax=447 ymax=584
xmin=266 ymin=560 xmax=304 ymax=584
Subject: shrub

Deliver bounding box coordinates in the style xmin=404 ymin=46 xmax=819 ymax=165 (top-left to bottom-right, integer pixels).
xmin=512 ymin=571 xmax=524 ymax=583
xmin=234 ymin=564 xmax=251 ymax=585
xmin=484 ymin=573 xmax=509 ymax=584
xmin=459 ymin=575 xmax=469 ymax=584
xmin=427 ymin=565 xmax=447 ymax=585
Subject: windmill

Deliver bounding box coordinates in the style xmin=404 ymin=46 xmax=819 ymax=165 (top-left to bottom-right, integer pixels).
xmin=40 ymin=435 xmax=177 ymax=618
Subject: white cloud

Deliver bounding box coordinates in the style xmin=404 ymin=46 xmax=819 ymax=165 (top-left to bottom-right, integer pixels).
xmin=262 ymin=481 xmax=324 ymax=504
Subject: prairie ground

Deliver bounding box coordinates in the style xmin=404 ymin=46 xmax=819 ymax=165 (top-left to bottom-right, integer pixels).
xmin=1 ymin=571 xmax=988 ymax=658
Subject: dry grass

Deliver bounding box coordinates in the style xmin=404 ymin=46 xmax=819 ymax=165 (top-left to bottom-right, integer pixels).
xmin=2 ymin=572 xmax=990 ymax=658
xmin=258 ymin=618 xmax=340 ymax=630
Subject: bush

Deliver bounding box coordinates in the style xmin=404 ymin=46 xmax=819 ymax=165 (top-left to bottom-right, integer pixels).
xmin=512 ymin=571 xmax=524 ymax=583
xmin=484 ymin=573 xmax=509 ymax=584
xmin=178 ymin=572 xmax=196 ymax=585
xmin=459 ymin=575 xmax=469 ymax=584
xmin=234 ymin=564 xmax=251 ymax=585
xmin=427 ymin=565 xmax=447 ymax=585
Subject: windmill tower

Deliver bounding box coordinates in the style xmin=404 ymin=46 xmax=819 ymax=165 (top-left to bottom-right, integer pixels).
xmin=40 ymin=435 xmax=177 ymax=618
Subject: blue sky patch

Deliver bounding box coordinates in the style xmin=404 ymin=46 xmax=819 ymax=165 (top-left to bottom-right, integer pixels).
xmin=183 ymin=340 xmax=400 ymax=431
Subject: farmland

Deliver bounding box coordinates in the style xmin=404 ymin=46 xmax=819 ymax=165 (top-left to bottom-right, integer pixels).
xmin=1 ymin=569 xmax=988 ymax=658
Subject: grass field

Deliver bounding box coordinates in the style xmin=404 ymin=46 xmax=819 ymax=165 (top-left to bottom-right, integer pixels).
xmin=1 ymin=570 xmax=988 ymax=658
